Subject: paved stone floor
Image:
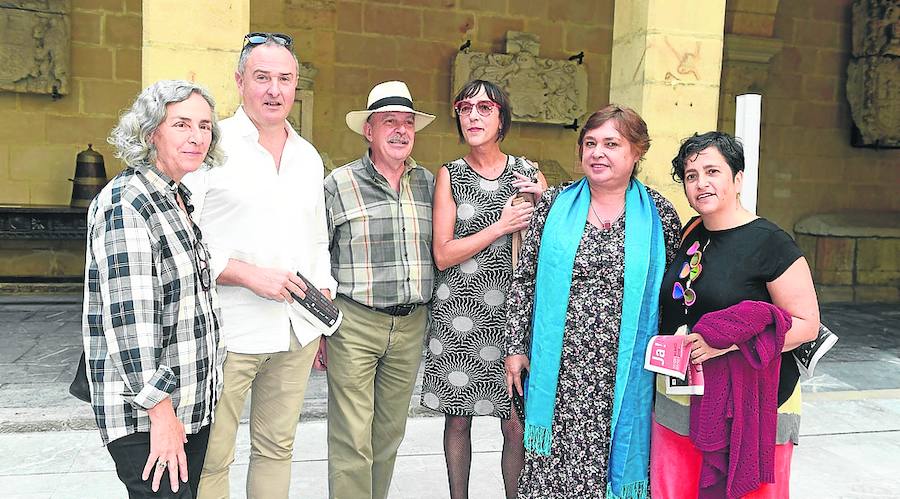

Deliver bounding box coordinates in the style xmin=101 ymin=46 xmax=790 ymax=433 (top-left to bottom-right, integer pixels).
xmin=0 ymin=295 xmax=898 ymax=498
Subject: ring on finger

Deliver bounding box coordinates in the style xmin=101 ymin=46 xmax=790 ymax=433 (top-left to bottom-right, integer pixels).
xmin=156 ymin=460 xmax=167 ymax=470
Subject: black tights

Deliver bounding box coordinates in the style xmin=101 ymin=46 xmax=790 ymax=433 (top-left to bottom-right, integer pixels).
xmin=443 ymin=410 xmax=525 ymax=499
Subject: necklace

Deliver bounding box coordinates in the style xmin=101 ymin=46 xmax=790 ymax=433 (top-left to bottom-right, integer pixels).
xmin=675 ymin=237 xmax=711 ymax=315
xmin=590 ymin=201 xmax=626 ymax=230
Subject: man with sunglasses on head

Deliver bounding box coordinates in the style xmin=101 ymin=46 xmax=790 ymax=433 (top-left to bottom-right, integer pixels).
xmin=324 ymin=81 xmax=436 ymax=499
xmin=182 ymin=32 xmax=336 ymax=499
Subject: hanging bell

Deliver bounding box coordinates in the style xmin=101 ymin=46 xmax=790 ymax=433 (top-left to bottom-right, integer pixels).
xmin=69 ymin=144 xmax=107 ymax=208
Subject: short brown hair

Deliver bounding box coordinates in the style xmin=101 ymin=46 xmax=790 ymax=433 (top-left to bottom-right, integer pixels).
xmin=578 ymin=104 xmax=650 ymax=178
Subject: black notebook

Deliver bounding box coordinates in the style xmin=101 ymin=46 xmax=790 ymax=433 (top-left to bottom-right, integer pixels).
xmin=288 ymin=272 xmax=342 ymax=334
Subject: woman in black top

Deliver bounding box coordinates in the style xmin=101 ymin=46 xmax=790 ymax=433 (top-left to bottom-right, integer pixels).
xmin=650 ymin=132 xmax=819 ymax=498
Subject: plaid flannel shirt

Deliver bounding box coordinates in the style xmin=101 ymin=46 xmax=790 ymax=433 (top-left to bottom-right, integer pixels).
xmin=325 ymin=152 xmax=434 ymax=308
xmin=82 ymin=165 xmax=224 ymax=445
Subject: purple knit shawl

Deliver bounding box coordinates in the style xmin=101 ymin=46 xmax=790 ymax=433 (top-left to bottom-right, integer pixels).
xmin=689 ymin=300 xmax=792 ymax=499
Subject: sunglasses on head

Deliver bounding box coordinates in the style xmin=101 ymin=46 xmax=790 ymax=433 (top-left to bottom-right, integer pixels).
xmin=453 ymin=100 xmax=500 ymax=118
xmin=243 ymin=32 xmax=293 ymax=49
xmin=672 ymin=239 xmax=709 ymax=310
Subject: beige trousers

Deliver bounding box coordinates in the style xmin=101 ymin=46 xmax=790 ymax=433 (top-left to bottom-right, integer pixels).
xmin=198 ymin=333 xmax=318 ymax=499
xmin=326 ymin=296 xmax=427 ymax=499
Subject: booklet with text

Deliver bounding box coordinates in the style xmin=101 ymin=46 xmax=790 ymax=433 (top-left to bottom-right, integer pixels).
xmin=666 ymin=361 xmax=705 ymax=395
xmin=288 ymin=272 xmax=342 ymax=335
xmin=644 ymin=334 xmax=693 ymax=380
xmin=644 ymin=325 xmax=705 ymax=395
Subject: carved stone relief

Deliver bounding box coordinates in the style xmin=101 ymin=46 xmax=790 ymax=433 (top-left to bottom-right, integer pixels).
xmin=722 ymin=35 xmax=783 ymax=96
xmin=530 ymin=159 xmax=574 ymax=186
xmin=0 ymin=1 xmax=70 ymax=96
xmin=0 ymin=205 xmax=87 ymax=240
xmin=453 ymin=31 xmax=588 ymax=125
xmin=847 ymin=0 xmax=899 ymax=147
xmin=287 ymin=62 xmax=317 ymax=142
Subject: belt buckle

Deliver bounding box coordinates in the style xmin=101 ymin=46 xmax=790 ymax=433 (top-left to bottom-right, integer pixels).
xmin=373 ymin=303 xmax=417 ymax=316
xmin=391 ymin=304 xmax=415 ymax=316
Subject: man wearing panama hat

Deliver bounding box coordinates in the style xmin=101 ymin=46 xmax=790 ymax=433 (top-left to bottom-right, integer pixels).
xmin=324 ymin=81 xmax=436 ymax=499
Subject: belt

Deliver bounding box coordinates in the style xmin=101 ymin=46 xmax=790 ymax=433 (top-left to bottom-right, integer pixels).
xmin=343 ymin=296 xmax=420 ymax=317
xmin=373 ymin=304 xmax=419 ymax=317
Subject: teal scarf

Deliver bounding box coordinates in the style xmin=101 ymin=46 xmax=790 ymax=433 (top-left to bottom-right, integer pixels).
xmin=525 ymin=177 xmax=664 ymax=499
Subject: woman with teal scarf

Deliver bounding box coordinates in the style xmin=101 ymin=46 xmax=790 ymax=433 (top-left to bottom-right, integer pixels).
xmin=504 ymin=105 xmax=681 ymax=498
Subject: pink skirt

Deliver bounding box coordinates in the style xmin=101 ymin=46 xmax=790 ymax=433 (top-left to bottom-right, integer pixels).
xmin=650 ymin=419 xmax=793 ymax=498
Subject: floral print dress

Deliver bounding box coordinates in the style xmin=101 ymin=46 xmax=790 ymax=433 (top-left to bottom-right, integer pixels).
xmin=505 ymin=184 xmax=681 ymax=498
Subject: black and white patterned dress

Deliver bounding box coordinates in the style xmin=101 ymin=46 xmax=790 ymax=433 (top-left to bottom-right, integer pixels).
xmin=505 ymin=184 xmax=681 ymax=497
xmin=421 ymin=156 xmax=538 ymax=418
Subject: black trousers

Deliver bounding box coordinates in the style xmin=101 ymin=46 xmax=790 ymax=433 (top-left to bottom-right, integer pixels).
xmin=106 ymin=425 xmax=210 ymax=499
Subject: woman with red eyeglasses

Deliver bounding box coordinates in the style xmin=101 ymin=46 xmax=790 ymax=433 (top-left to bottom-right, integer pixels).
xmin=652 ymin=131 xmax=819 ymax=498
xmin=420 ymin=79 xmax=546 ymax=499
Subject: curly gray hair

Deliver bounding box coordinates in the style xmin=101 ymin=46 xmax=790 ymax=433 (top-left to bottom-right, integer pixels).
xmin=108 ymin=80 xmax=225 ymax=170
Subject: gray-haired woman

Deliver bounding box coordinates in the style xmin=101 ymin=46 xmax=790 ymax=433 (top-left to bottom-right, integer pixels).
xmin=83 ymin=79 xmax=226 ymax=498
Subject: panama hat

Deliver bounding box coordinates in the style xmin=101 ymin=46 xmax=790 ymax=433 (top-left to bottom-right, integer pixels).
xmin=345 ymin=81 xmax=436 ymax=135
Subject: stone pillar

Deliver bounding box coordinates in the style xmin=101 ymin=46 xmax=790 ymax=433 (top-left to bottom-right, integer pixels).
xmin=609 ymin=1 xmax=726 ymax=218
xmin=142 ymin=0 xmax=249 ymax=117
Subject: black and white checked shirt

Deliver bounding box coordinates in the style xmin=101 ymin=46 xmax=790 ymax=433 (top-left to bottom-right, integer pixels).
xmin=82 ymin=165 xmax=224 ymax=445
xmin=325 ymin=152 xmax=434 ymax=308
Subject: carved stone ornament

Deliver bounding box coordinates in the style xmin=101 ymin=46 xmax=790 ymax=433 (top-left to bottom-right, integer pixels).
xmin=847 ymin=0 xmax=900 ymax=147
xmin=529 ymin=158 xmax=574 ymax=186
xmin=721 ymin=34 xmax=784 ymax=99
xmin=0 ymin=204 xmax=87 ymax=240
xmin=287 ymin=62 xmax=317 ymax=141
xmin=0 ymin=1 xmax=70 ymax=96
xmin=452 ymin=31 xmax=588 ymax=125
xmin=297 ymin=61 xmax=317 ymax=91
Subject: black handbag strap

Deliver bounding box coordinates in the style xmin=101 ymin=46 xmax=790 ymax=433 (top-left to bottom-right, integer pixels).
xmin=680 ymin=217 xmax=703 ymax=244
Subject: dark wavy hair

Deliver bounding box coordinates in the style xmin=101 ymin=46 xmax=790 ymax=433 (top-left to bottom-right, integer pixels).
xmin=452 ymin=79 xmax=512 ymax=143
xmin=671 ymin=131 xmax=744 ymax=183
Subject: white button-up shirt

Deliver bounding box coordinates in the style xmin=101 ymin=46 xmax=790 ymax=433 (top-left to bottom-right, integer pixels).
xmin=183 ymin=107 xmax=336 ymax=354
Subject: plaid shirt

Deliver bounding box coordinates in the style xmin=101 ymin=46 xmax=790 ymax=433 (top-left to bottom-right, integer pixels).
xmin=82 ymin=165 xmax=224 ymax=445
xmin=325 ymin=152 xmax=434 ymax=308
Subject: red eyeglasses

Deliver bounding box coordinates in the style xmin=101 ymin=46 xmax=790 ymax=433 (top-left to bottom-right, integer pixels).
xmin=453 ymin=100 xmax=500 ymax=118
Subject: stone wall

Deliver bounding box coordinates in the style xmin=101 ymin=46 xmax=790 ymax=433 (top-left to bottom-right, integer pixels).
xmin=0 ymin=0 xmax=140 ymax=279
xmin=794 ymin=212 xmax=900 ymax=303
xmin=718 ymin=0 xmax=900 ymax=236
xmin=2 ymin=0 xmax=897 ymax=299
xmin=0 ymin=0 xmax=141 ymax=206
xmin=8 ymin=0 xmax=892 ymax=219
xmin=250 ymin=0 xmax=614 ymax=175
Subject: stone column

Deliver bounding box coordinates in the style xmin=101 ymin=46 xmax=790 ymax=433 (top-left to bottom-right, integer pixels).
xmin=609 ymin=1 xmax=726 ymax=217
xmin=142 ymin=0 xmax=249 ymax=117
